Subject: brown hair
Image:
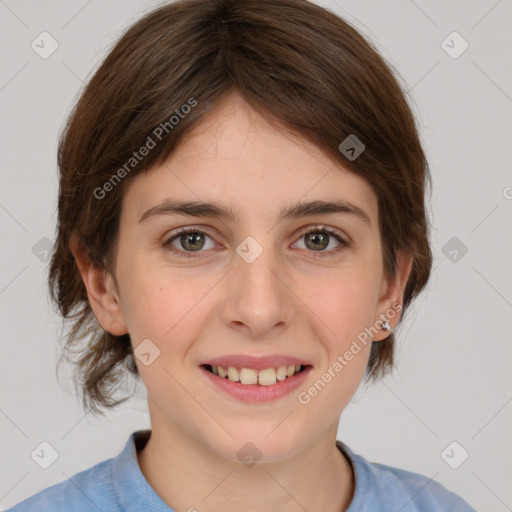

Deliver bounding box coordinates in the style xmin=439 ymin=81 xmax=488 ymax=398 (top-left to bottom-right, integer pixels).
xmin=49 ymin=0 xmax=432 ymax=415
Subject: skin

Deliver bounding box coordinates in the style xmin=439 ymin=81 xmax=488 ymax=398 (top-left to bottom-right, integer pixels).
xmin=71 ymin=92 xmax=412 ymax=512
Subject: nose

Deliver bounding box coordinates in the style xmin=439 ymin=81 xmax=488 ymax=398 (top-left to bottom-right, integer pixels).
xmin=220 ymin=242 xmax=295 ymax=339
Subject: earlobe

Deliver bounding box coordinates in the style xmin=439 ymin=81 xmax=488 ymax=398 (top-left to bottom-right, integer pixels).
xmin=69 ymin=237 xmax=128 ymax=336
xmin=373 ymin=251 xmax=413 ymax=341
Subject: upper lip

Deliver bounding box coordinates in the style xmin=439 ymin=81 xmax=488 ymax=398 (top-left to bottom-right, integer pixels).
xmin=200 ymin=354 xmax=312 ymax=371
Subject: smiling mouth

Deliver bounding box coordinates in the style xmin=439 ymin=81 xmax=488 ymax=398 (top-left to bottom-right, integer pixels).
xmin=201 ymin=364 xmax=310 ymax=386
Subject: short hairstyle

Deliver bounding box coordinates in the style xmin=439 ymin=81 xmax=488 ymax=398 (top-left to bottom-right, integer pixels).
xmin=49 ymin=0 xmax=432 ymax=415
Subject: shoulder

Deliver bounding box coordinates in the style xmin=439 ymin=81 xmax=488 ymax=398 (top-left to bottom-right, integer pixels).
xmin=369 ymin=461 xmax=475 ymax=511
xmin=339 ymin=442 xmax=476 ymax=512
xmin=6 ymin=454 xmax=119 ymax=512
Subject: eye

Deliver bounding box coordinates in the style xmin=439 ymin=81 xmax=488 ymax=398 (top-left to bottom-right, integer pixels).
xmin=293 ymin=225 xmax=349 ymax=257
xmin=163 ymin=227 xmax=217 ymax=259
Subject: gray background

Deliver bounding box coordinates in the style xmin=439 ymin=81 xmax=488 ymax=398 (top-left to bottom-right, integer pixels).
xmin=0 ymin=0 xmax=511 ymax=510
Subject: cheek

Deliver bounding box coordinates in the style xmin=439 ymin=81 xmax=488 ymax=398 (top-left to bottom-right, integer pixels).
xmin=303 ymin=277 xmax=376 ymax=403
xmin=119 ymin=263 xmax=217 ymax=349
xmin=299 ymin=269 xmax=381 ymax=342
xmin=120 ymin=269 xmax=215 ymax=396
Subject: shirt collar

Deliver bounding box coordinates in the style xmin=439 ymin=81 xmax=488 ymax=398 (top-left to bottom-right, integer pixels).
xmin=337 ymin=440 xmax=375 ymax=510
xmin=113 ymin=429 xmax=174 ymax=511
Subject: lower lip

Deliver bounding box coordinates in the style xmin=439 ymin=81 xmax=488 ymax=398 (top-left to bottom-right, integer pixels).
xmin=199 ymin=365 xmax=312 ymax=402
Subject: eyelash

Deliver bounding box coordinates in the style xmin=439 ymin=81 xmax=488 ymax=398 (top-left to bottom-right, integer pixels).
xmin=162 ymin=225 xmax=350 ymax=260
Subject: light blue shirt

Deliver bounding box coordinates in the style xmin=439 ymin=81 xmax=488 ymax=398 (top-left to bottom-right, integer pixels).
xmin=7 ymin=429 xmax=475 ymax=511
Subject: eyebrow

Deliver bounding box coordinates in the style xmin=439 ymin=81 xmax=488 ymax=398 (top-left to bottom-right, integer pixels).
xmin=138 ymin=198 xmax=371 ymax=226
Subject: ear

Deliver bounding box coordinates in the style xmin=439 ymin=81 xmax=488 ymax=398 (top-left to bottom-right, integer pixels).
xmin=372 ymin=250 xmax=413 ymax=341
xmin=69 ymin=237 xmax=128 ymax=336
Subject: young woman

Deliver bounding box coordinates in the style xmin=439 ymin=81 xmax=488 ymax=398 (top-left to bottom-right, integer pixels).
xmin=8 ymin=0 xmax=475 ymax=510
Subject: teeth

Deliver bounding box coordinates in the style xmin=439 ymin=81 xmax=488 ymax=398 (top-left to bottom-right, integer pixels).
xmin=240 ymin=368 xmax=258 ymax=385
xmin=258 ymin=368 xmax=277 ymax=386
xmin=227 ymin=366 xmax=240 ymax=382
xmin=276 ymin=366 xmax=287 ymax=381
xmin=209 ymin=364 xmax=304 ymax=385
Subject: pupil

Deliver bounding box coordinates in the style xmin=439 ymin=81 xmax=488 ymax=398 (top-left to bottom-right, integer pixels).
xmin=306 ymin=232 xmax=328 ymax=250
xmin=183 ymin=233 xmax=204 ymax=251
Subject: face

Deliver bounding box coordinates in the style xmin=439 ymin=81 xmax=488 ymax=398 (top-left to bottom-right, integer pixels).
xmin=80 ymin=92 xmax=410 ymax=463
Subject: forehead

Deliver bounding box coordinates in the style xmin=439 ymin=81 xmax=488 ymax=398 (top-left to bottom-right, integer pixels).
xmin=121 ymin=93 xmax=378 ymax=227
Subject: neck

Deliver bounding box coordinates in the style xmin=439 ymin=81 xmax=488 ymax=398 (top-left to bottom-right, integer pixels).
xmin=136 ymin=413 xmax=354 ymax=512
